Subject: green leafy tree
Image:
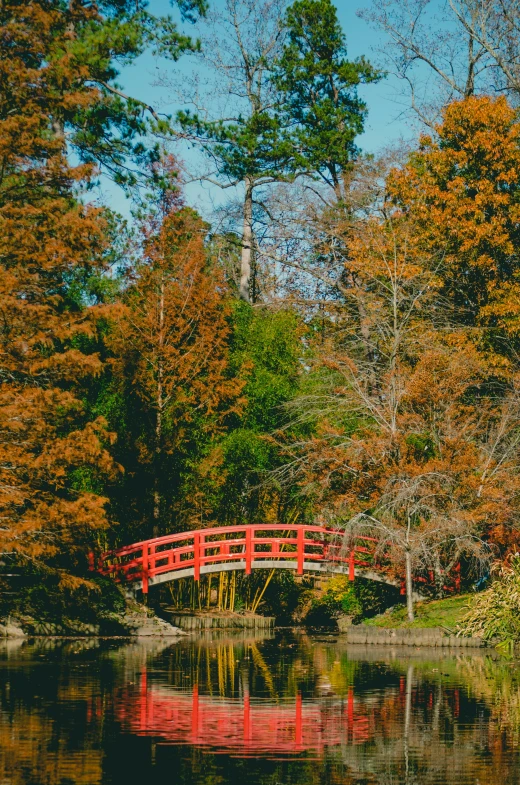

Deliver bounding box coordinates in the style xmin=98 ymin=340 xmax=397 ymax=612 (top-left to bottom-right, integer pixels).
xmin=193 ymin=303 xmax=305 ymax=525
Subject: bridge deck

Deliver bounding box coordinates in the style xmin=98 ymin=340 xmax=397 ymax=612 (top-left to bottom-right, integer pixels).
xmin=135 ymin=559 xmax=397 ymax=591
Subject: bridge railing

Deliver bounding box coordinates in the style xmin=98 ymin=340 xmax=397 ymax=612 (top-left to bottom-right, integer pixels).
xmin=94 ymin=524 xmax=378 ymax=593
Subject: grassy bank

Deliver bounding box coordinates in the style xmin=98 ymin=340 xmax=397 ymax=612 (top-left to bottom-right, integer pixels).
xmin=363 ymin=595 xmax=471 ymax=631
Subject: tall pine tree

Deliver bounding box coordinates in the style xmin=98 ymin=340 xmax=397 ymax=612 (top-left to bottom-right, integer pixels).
xmin=274 ymin=0 xmax=379 ymax=202
xmin=177 ymin=0 xmax=294 ymax=302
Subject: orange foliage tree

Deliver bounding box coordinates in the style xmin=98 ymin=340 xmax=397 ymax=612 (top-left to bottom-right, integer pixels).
xmin=389 ymin=95 xmax=520 ymax=361
xmin=0 ymin=3 xmax=118 ymax=585
xmin=109 ymin=192 xmax=244 ymax=539
xmin=286 ymin=200 xmax=520 ymax=619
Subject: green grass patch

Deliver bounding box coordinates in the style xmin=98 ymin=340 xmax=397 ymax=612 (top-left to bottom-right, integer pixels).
xmin=363 ymin=594 xmax=472 ymax=631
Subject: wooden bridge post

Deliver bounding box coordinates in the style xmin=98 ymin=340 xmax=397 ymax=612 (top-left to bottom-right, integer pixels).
xmin=193 ymin=532 xmax=200 ymax=581
xmin=245 ymin=528 xmax=252 ymax=575
xmin=141 ymin=545 xmax=149 ymax=596
xmin=348 ymin=549 xmax=355 ymax=581
xmin=297 ymin=528 xmax=304 ymax=575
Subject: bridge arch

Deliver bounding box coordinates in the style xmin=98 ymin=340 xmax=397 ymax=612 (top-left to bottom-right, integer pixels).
xmin=94 ymin=524 xmax=395 ymax=594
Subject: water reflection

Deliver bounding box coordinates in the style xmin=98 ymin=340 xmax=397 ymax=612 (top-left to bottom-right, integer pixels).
xmin=117 ymin=678 xmax=369 ymax=755
xmin=0 ymin=631 xmax=520 ymax=784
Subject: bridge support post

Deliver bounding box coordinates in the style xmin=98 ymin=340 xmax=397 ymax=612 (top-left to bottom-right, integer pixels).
xmin=194 ymin=532 xmax=200 ymax=581
xmin=245 ymin=528 xmax=252 ymax=575
xmin=297 ymin=528 xmax=304 ymax=575
xmin=348 ymin=550 xmax=355 ymax=581
xmin=142 ymin=545 xmax=149 ymax=596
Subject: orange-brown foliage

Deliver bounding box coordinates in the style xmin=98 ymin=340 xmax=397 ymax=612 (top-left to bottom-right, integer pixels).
xmin=293 ymin=185 xmax=520 ymax=591
xmin=0 ymin=2 xmax=116 ymax=577
xmin=389 ymin=95 xmax=520 ymax=352
xmin=110 ymin=202 xmax=245 ymax=534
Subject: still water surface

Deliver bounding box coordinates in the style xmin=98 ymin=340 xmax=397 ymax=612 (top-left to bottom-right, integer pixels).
xmin=1 ymin=630 xmax=520 ymax=784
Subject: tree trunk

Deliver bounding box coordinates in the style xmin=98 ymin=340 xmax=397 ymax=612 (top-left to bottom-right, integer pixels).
xmin=405 ymin=548 xmax=414 ymax=621
xmin=239 ymin=177 xmax=253 ymax=302
xmin=153 ymin=276 xmax=165 ymax=534
xmin=434 ymin=554 xmax=444 ymax=599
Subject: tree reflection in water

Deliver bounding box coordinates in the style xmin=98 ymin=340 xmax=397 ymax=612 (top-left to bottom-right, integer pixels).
xmin=1 ymin=632 xmax=520 ymax=785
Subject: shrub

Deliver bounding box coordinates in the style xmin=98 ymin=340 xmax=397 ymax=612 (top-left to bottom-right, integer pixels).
xmin=458 ymin=555 xmax=520 ymax=649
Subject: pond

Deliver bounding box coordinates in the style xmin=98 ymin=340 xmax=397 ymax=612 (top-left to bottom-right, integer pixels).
xmin=1 ymin=630 xmax=519 ymax=784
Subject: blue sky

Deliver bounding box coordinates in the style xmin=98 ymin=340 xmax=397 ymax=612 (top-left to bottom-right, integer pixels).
xmin=100 ymin=0 xmax=410 ymax=218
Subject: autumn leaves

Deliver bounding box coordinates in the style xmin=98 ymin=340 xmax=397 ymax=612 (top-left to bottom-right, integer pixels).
xmin=289 ymin=96 xmax=520 ymax=617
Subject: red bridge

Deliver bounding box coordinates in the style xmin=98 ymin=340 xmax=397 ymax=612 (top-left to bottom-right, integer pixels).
xmin=94 ymin=524 xmax=383 ymax=594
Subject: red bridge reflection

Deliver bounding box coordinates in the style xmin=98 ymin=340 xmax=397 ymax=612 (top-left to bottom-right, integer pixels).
xmin=115 ymin=673 xmax=371 ymax=756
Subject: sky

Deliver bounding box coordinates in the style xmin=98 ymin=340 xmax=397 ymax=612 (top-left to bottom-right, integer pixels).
xmin=99 ymin=0 xmax=411 ymax=219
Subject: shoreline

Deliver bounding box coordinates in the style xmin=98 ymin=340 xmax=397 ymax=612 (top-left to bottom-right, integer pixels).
xmin=343 ymin=623 xmax=486 ymax=648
